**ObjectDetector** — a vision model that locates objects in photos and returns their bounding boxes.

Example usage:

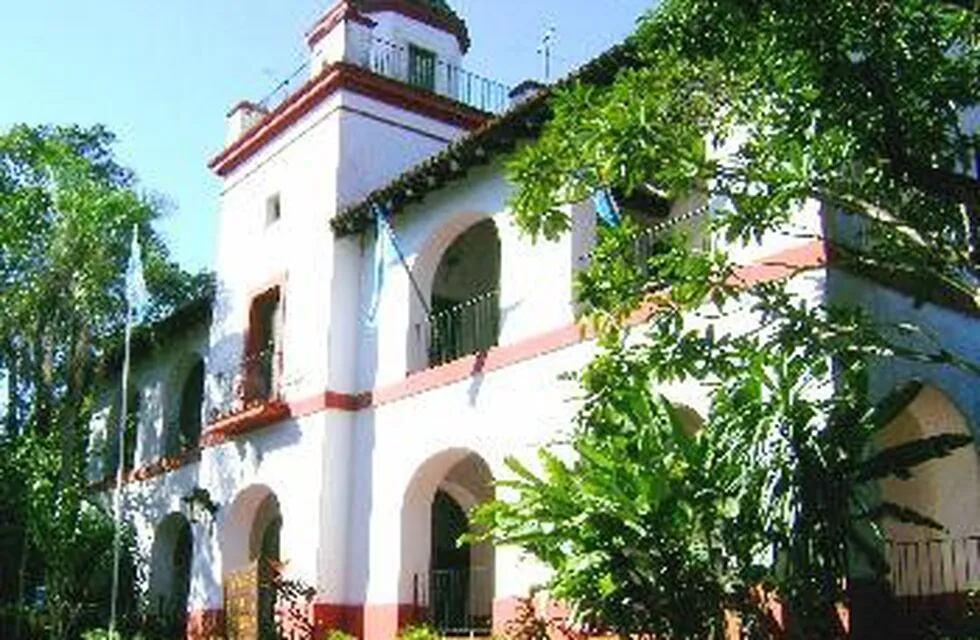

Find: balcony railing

[887,537,980,598]
[630,205,711,285]
[885,537,980,634]
[414,567,493,636]
[427,290,500,367]
[257,37,512,116]
[367,37,511,114]
[207,347,283,422]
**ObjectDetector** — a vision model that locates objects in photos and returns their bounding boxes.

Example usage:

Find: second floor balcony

[205,347,288,441]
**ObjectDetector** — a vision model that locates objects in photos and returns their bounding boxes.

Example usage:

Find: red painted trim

[312,602,420,639]
[88,447,202,492]
[729,240,827,287]
[306,1,377,49]
[358,0,471,52]
[209,63,487,177]
[290,390,372,417]
[186,607,225,640]
[200,400,291,447]
[375,323,586,407]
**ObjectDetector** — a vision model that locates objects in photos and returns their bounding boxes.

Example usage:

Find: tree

[475,1,980,638]
[0,124,210,639]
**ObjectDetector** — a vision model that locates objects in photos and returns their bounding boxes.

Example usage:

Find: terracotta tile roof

[331,43,637,236]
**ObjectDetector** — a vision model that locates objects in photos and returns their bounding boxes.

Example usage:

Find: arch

[407,214,502,371]
[148,512,193,635]
[220,484,282,576]
[166,354,205,456]
[220,485,283,639]
[399,448,495,635]
[878,383,978,596]
[406,212,501,371]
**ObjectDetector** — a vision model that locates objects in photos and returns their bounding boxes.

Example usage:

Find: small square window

[265,193,282,226]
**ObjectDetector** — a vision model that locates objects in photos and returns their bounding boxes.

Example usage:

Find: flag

[592,187,622,226]
[367,203,398,326]
[125,225,149,323]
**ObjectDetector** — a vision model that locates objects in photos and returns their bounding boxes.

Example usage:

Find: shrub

[399,622,442,640]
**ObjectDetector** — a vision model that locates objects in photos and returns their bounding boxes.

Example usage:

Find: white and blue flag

[592,187,622,226]
[125,225,149,323]
[367,203,399,326]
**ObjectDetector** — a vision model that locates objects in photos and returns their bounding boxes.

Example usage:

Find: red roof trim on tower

[357,0,471,52]
[208,62,489,177]
[306,1,377,49]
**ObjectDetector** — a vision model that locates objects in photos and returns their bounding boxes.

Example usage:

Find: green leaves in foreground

[0,124,208,638]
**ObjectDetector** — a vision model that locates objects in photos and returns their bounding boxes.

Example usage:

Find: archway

[400,449,495,636]
[407,216,502,371]
[428,219,501,367]
[221,485,283,640]
[877,384,979,598]
[148,513,193,636]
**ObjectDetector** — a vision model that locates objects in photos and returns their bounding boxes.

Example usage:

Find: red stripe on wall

[107,241,826,490]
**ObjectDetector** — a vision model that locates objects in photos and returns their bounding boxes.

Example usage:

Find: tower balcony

[258,35,512,118]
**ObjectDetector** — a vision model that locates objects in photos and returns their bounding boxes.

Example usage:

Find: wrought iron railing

[883,536,980,636]
[427,290,500,367]
[414,567,493,636]
[207,347,283,422]
[630,205,711,285]
[367,37,511,114]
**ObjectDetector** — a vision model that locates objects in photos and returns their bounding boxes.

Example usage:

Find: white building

[89,1,980,638]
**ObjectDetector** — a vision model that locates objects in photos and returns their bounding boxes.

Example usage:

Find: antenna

[537,26,556,82]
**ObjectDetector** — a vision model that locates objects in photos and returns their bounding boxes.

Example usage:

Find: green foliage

[398,622,443,640]
[0,123,209,639]
[321,629,357,640]
[482,0,980,637]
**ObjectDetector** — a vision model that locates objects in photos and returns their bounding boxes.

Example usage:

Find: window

[265,193,281,226]
[244,287,282,403]
[178,358,204,451]
[408,45,437,91]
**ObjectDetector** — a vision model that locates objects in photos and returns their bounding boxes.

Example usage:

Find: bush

[399,622,442,640]
[322,630,357,640]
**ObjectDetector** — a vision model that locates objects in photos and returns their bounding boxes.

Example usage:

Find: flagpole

[372,203,430,316]
[109,299,133,637]
[110,225,146,637]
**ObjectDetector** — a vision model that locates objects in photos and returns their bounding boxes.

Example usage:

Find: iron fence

[630,205,711,284]
[426,290,500,367]
[887,537,980,597]
[884,537,980,634]
[414,566,493,637]
[367,37,511,114]
[253,36,511,117]
[207,347,283,421]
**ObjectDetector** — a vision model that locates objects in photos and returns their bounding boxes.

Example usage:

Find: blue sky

[0,1,653,273]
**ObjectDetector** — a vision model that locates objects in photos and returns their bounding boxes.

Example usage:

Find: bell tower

[203,0,495,623]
